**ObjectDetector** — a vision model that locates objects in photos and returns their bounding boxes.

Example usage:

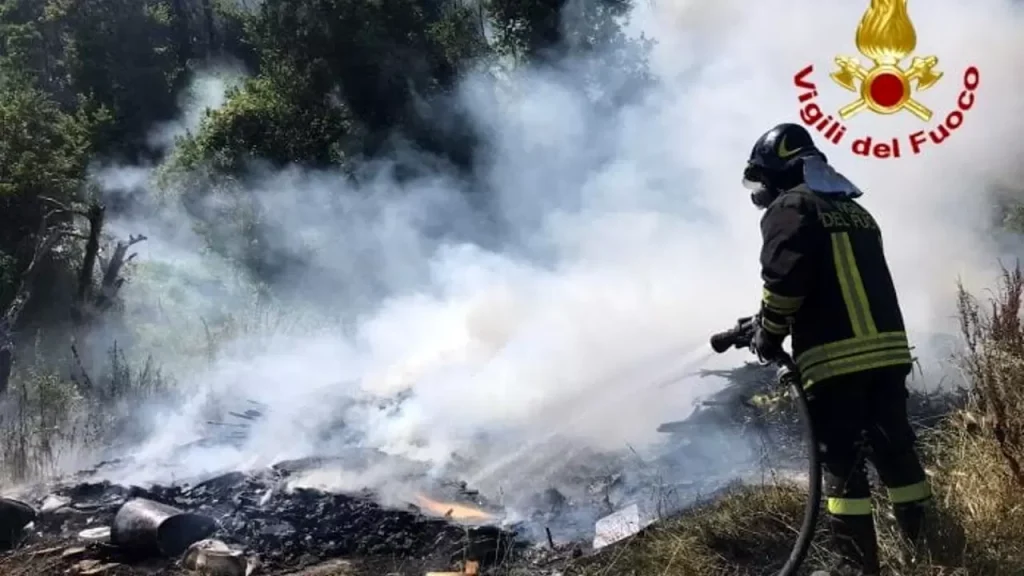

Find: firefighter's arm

[758,200,812,337]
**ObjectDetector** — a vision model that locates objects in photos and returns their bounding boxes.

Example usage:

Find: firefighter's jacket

[758,184,912,388]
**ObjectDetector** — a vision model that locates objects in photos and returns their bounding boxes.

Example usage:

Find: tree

[56,0,185,160]
[0,78,92,271]
[171,65,356,175]
[248,0,488,161]
[0,74,145,397]
[489,0,653,106]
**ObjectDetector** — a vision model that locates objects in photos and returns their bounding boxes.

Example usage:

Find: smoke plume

[89,0,1024,533]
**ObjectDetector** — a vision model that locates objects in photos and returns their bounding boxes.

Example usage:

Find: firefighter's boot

[893,500,930,566]
[821,513,881,576]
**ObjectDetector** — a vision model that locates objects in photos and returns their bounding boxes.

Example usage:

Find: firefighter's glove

[751,325,785,363]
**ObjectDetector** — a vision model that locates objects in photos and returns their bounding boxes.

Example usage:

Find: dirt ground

[0,539,413,576]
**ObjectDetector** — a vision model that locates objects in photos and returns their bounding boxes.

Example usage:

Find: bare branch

[69,343,95,395]
[39,196,92,219]
[38,195,71,212]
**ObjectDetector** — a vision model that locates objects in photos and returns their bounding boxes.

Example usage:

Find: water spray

[467,343,714,486]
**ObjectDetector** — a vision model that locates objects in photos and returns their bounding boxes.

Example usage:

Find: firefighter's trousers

[806,365,932,574]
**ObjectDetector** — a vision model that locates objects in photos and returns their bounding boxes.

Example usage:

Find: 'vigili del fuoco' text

[793,65,980,159]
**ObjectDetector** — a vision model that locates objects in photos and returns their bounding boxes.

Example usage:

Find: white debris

[592,503,655,549]
[183,539,231,570]
[40,494,71,513]
[182,538,257,576]
[77,526,111,543]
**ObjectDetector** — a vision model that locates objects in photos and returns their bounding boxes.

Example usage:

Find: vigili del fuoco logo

[792,0,979,159]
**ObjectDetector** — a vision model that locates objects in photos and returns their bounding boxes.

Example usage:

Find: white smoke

[146,66,246,153]
[90,0,1024,526]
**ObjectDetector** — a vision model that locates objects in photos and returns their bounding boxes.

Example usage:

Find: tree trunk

[201,0,216,57]
[74,203,104,311]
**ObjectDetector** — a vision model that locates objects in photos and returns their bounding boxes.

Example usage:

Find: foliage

[0,0,655,481]
[171,66,356,174]
[1,0,186,160]
[0,77,93,304]
[56,0,184,158]
[0,340,172,481]
[0,79,90,201]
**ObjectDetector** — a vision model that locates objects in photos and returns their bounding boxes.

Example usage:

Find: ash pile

[0,459,521,575]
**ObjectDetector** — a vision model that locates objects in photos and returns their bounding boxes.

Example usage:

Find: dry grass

[0,340,172,483]
[565,483,817,576]
[0,299,285,484]
[570,265,1024,576]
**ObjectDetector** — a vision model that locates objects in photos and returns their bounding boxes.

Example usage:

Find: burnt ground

[0,363,962,576]
[0,460,540,576]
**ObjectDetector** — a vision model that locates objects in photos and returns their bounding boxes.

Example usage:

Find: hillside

[3,0,1024,575]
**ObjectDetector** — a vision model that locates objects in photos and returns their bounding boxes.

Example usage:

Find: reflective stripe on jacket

[758,185,912,388]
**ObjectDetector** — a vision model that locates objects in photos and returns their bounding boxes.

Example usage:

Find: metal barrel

[111,498,218,557]
[0,498,37,550]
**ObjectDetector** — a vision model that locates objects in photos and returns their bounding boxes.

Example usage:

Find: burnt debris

[5,463,522,574]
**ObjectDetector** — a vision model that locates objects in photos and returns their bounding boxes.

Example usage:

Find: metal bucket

[0,498,37,551]
[110,498,218,557]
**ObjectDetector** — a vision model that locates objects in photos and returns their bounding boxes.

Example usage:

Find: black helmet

[743,123,826,208]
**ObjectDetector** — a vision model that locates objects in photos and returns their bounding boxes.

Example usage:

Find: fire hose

[710,316,821,576]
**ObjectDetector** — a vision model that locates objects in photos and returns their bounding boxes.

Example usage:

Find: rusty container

[110,497,218,557]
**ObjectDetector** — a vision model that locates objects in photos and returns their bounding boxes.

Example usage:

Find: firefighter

[741,123,933,575]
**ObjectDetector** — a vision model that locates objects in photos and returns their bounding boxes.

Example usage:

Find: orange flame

[414,493,495,522]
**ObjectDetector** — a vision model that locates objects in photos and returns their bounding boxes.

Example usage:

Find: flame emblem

[830,0,943,121]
